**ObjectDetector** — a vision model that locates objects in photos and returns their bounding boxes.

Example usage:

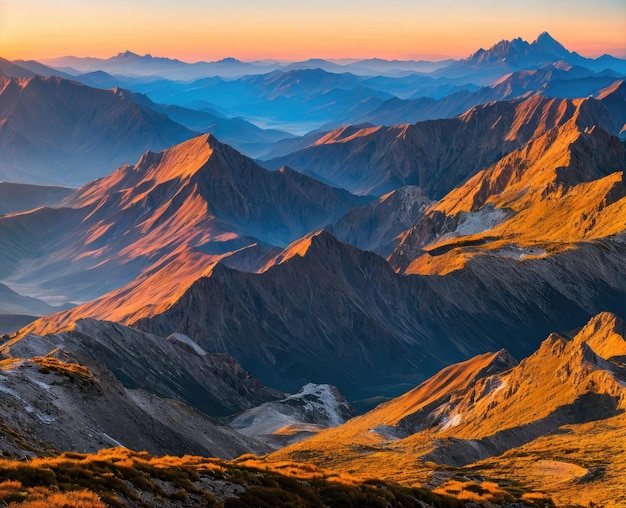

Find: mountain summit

[438,32,621,82]
[466,32,571,68]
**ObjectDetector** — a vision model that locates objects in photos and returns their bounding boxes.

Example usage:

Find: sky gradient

[1,0,625,61]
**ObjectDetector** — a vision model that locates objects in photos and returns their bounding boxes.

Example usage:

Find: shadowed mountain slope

[2,134,367,322]
[265,95,617,197]
[326,186,434,256]
[129,229,626,402]
[0,318,277,457]
[0,75,197,185]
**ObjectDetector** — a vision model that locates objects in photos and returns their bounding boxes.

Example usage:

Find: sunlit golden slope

[20,247,219,336]
[335,350,514,430]
[264,312,626,506]
[391,109,626,275]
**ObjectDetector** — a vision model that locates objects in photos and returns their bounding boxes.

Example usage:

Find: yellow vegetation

[0,480,105,508]
[404,116,626,276]
[31,356,94,383]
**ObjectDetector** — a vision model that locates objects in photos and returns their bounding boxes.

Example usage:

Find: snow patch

[33,380,52,391]
[453,206,511,236]
[231,406,300,436]
[35,411,56,424]
[285,383,346,426]
[441,413,462,430]
[230,383,352,438]
[23,402,55,424]
[167,333,206,356]
[492,379,506,394]
[102,433,126,448]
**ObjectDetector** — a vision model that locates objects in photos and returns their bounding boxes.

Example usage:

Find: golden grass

[0,358,24,370]
[432,479,518,504]
[0,447,470,507]
[0,480,105,508]
[9,489,105,508]
[31,356,94,383]
[468,413,626,507]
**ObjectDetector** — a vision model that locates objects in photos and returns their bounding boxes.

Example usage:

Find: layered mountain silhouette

[128,68,395,135]
[437,32,626,82]
[42,51,280,80]
[75,33,624,136]
[0,134,367,317]
[265,93,623,197]
[0,75,196,185]
[43,51,454,80]
[110,87,294,158]
[344,67,625,129]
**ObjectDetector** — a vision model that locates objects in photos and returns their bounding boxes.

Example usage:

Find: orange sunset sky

[1,0,625,61]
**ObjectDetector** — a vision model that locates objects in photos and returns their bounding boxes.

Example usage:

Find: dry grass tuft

[8,488,105,508]
[31,356,94,384]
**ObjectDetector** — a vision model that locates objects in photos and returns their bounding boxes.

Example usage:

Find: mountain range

[40,51,452,81]
[0,31,625,507]
[0,69,299,185]
[0,134,366,317]
[0,75,195,185]
[14,92,625,406]
[264,88,625,196]
[260,312,626,507]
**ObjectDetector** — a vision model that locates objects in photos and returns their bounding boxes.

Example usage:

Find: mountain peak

[114,50,142,59]
[537,31,555,41]
[476,348,518,379]
[270,230,340,266]
[133,133,217,181]
[533,31,569,55]
[535,31,558,45]
[573,312,626,361]
[464,32,571,69]
[217,57,242,64]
